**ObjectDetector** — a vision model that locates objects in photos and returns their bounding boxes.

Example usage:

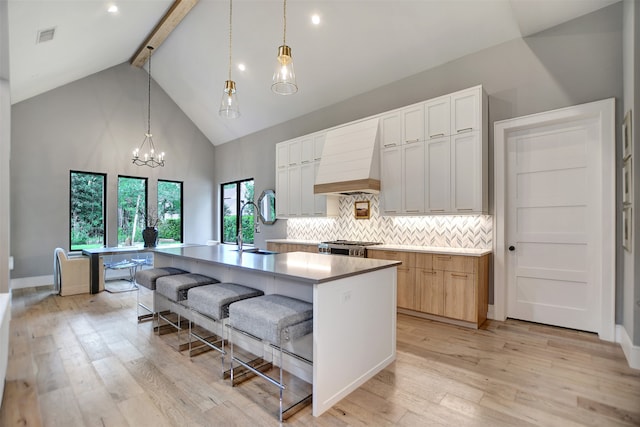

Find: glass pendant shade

[271,45,297,95]
[219,80,240,119]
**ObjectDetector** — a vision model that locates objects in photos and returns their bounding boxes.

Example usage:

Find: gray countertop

[152,245,400,284]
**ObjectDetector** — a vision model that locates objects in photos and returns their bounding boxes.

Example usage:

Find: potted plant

[142,208,160,248]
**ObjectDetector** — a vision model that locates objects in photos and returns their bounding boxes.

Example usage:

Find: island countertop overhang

[151,245,400,284]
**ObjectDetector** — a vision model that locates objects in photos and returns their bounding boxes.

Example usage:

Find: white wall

[10,63,216,279]
[1,0,11,295]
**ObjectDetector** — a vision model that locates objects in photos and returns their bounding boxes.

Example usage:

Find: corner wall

[10,62,216,280]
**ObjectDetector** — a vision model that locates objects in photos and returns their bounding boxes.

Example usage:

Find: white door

[506,116,602,332]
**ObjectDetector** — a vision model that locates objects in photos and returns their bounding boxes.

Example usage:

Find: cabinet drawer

[368,250,415,268]
[433,254,476,273]
[414,252,433,270]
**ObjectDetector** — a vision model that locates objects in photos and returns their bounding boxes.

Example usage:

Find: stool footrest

[282,394,313,421]
[231,356,274,386]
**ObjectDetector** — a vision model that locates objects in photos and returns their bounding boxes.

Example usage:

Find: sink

[233,248,278,255]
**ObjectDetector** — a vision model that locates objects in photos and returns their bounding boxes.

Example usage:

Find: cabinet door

[425,136,450,213]
[288,139,301,166]
[397,266,417,310]
[380,146,402,214]
[402,140,425,214]
[444,271,476,322]
[300,137,314,164]
[451,131,481,213]
[403,105,424,144]
[425,96,450,139]
[381,112,402,148]
[288,166,301,216]
[417,269,444,315]
[276,168,289,217]
[313,133,326,161]
[276,142,288,169]
[300,163,315,216]
[451,87,480,135]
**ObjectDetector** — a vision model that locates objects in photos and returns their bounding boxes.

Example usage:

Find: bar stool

[155,273,219,350]
[134,267,187,322]
[187,283,264,374]
[229,294,313,422]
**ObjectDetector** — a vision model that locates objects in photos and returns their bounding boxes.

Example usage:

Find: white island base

[152,246,398,417]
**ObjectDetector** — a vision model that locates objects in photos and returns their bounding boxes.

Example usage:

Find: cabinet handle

[301,160,311,164]
[405,138,421,143]
[430,133,445,139]
[384,143,398,148]
[430,209,445,212]
[457,208,473,212]
[405,209,419,213]
[424,270,437,275]
[437,256,451,260]
[456,127,473,134]
[451,273,468,278]
[289,163,297,166]
[385,210,397,213]
[314,157,321,161]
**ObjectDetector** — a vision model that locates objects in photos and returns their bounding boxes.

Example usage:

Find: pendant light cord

[228,0,233,80]
[147,46,152,135]
[283,0,287,45]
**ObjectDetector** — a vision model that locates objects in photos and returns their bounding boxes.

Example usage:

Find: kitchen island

[151,244,400,417]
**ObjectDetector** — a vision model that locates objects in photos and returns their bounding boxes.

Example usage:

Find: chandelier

[271,0,297,95]
[132,46,165,168]
[219,0,239,118]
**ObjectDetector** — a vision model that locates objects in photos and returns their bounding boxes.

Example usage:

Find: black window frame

[69,170,107,251]
[117,174,149,247]
[221,178,254,245]
[158,179,184,244]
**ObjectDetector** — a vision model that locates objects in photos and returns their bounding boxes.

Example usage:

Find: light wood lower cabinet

[368,249,490,328]
[266,242,319,254]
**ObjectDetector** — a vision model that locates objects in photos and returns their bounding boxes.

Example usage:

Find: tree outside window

[221,179,254,244]
[158,180,183,244]
[118,176,147,246]
[70,171,106,251]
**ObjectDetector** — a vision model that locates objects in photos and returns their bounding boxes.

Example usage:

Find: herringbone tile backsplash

[287,195,492,249]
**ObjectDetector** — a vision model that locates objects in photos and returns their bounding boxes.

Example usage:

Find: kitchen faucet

[237,200,259,253]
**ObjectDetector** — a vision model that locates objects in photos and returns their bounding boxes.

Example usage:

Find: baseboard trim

[616,324,640,370]
[10,275,53,290]
[487,304,495,320]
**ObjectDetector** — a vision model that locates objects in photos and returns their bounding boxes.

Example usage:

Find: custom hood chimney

[314,117,380,196]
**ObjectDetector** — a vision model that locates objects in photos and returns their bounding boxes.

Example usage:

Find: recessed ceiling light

[311,14,320,25]
[108,5,118,13]
[238,63,246,72]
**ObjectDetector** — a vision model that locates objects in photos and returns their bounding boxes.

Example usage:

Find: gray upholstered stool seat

[187,283,264,368]
[229,294,313,345]
[156,273,219,302]
[229,294,313,422]
[135,267,187,290]
[189,283,264,321]
[133,267,187,322]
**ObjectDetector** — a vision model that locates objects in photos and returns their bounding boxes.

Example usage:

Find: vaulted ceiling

[8,0,619,146]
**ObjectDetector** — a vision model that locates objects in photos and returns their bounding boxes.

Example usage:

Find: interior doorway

[494,98,616,341]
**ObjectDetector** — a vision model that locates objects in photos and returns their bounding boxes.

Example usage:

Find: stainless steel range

[318,240,383,258]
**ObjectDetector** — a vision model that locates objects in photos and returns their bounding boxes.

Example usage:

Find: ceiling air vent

[36,27,56,44]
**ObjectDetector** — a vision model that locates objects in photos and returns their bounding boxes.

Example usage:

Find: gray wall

[215,4,625,321]
[11,62,216,279]
[1,0,10,294]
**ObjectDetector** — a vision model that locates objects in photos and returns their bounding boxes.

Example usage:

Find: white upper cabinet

[300,137,314,164]
[402,140,425,213]
[276,168,289,217]
[425,136,451,213]
[276,143,288,169]
[403,105,425,143]
[313,133,326,161]
[300,162,315,215]
[381,112,402,148]
[380,145,402,214]
[288,139,301,166]
[425,96,450,139]
[451,131,484,213]
[451,87,481,134]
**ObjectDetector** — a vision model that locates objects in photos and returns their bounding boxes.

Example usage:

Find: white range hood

[314,117,381,196]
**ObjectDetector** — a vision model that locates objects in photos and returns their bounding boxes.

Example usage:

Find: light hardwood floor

[1,285,639,426]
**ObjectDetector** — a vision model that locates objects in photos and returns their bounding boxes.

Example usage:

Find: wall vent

[36,27,56,44]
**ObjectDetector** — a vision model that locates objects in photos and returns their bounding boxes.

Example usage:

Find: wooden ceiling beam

[130,0,199,67]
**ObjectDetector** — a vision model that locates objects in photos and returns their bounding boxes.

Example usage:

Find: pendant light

[219,0,239,118]
[132,46,165,168]
[271,0,297,95]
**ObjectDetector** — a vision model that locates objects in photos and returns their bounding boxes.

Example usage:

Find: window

[221,178,254,244]
[158,180,183,244]
[70,171,106,251]
[118,176,148,246]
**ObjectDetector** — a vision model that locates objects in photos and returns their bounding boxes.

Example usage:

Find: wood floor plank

[2,287,639,427]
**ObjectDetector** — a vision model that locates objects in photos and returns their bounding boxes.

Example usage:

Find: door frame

[493,98,616,342]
